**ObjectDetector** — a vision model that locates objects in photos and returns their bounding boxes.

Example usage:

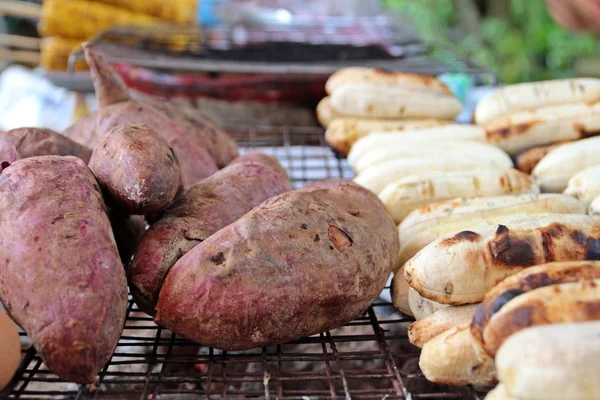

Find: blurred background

[0,0,598,131]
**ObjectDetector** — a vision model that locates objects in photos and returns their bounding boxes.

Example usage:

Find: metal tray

[2,126,490,400]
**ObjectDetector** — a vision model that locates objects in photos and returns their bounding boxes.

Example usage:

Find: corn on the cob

[39,0,158,40]
[325,117,447,156]
[94,0,196,24]
[379,169,538,224]
[532,136,600,192]
[40,37,87,71]
[564,164,600,206]
[352,139,511,174]
[347,125,485,168]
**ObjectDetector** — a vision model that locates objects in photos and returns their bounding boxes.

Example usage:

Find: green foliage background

[385,0,600,83]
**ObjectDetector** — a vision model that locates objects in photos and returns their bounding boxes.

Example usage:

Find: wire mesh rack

[1,126,490,400]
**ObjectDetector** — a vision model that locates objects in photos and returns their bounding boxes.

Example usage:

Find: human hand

[545,0,600,34]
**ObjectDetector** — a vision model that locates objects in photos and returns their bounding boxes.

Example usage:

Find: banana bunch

[320,67,462,156]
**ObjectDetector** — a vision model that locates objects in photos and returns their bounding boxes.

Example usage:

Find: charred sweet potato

[0,127,92,163]
[154,184,399,350]
[83,47,218,186]
[89,124,183,214]
[0,156,127,383]
[129,154,291,315]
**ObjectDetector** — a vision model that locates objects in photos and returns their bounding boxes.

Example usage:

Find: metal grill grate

[2,127,489,400]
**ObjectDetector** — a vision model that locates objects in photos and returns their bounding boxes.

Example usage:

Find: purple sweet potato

[154,184,399,350]
[63,112,97,148]
[89,124,183,214]
[0,156,127,383]
[142,98,239,168]
[229,151,288,179]
[303,179,360,189]
[129,155,291,315]
[84,47,218,186]
[0,127,92,163]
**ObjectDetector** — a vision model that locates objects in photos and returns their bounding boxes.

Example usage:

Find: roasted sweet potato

[89,124,183,214]
[0,156,127,383]
[0,127,92,163]
[63,113,97,148]
[84,47,218,186]
[228,151,288,179]
[129,154,291,315]
[142,98,238,168]
[154,184,399,350]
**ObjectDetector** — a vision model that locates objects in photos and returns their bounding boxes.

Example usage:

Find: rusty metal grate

[2,126,489,400]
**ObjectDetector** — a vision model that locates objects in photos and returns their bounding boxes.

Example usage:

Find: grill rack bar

[2,126,489,400]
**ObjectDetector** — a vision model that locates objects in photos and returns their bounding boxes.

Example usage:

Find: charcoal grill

[1,126,490,400]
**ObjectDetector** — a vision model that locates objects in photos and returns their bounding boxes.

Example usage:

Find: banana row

[320,67,462,156]
[319,69,600,399]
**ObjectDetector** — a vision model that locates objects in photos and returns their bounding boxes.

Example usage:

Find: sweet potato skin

[129,158,291,315]
[0,156,127,383]
[63,112,98,148]
[154,184,399,350]
[84,48,218,186]
[96,101,218,187]
[229,152,288,179]
[0,127,92,163]
[144,99,239,168]
[89,124,183,214]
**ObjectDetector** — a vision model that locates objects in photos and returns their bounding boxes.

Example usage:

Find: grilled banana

[496,321,600,400]
[404,214,600,305]
[378,169,537,224]
[515,141,570,174]
[347,125,485,168]
[316,97,341,128]
[532,136,600,192]
[419,324,495,386]
[325,67,452,96]
[330,82,462,120]
[407,287,447,320]
[397,196,586,269]
[485,101,600,156]
[354,157,507,195]
[325,117,447,156]
[352,139,508,174]
[399,194,585,238]
[564,164,600,206]
[475,78,600,125]
[408,304,478,348]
